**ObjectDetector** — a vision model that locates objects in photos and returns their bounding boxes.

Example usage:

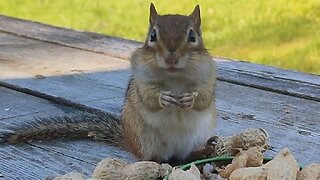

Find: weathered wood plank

[217,59,320,85]
[0,87,75,127]
[0,140,134,180]
[0,143,92,180]
[0,15,319,102]
[0,15,138,60]
[0,87,134,179]
[0,88,91,179]
[0,34,135,178]
[2,77,318,177]
[0,30,319,165]
[217,60,320,102]
[0,32,130,79]
[18,61,316,165]
[0,15,319,179]
[0,32,128,112]
[1,30,319,108]
[87,81,320,166]
[31,140,135,165]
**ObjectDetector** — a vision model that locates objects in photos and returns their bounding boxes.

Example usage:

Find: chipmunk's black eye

[188,29,196,43]
[150,29,157,42]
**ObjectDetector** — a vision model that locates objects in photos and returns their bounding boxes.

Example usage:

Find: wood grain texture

[217,59,320,102]
[0,87,77,129]
[0,32,128,112]
[0,15,319,102]
[0,15,138,60]
[0,141,134,180]
[80,79,320,165]
[0,87,134,180]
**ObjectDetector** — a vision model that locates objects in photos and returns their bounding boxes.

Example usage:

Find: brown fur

[122,3,217,162]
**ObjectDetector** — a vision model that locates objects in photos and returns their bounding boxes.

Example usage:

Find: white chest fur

[140,104,215,161]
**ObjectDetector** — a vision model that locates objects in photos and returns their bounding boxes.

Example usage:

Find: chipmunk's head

[142,3,207,75]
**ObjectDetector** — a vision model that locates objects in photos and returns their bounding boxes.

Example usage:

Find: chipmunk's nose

[165,48,179,65]
[165,56,178,65]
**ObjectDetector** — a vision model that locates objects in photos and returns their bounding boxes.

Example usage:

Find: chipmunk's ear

[149,3,158,25]
[189,5,201,27]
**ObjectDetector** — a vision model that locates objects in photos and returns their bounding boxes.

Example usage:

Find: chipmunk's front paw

[159,91,179,108]
[178,92,198,109]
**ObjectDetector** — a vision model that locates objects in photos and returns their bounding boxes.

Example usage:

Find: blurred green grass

[0,0,319,74]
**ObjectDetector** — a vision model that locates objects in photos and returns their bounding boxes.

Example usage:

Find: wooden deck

[0,15,319,179]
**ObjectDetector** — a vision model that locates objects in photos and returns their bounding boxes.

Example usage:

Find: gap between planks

[0,15,319,102]
[0,81,120,118]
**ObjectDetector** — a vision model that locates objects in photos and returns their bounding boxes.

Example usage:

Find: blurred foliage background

[0,0,319,74]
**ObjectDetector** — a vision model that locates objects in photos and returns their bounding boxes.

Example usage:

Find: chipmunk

[0,3,217,164]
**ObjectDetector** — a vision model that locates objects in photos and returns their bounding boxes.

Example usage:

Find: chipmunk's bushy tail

[0,112,124,147]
